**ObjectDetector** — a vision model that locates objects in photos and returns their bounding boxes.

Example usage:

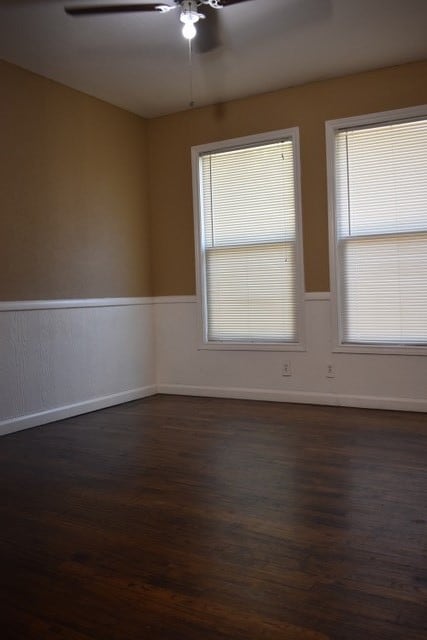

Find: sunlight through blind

[334,117,427,345]
[199,139,299,343]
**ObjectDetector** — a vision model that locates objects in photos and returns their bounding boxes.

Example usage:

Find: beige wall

[147,60,427,295]
[0,60,151,300]
[1,59,426,300]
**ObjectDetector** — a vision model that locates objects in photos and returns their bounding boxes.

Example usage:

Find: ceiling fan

[65,0,252,45]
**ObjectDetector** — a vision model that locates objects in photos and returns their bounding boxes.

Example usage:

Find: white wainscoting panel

[0,299,156,435]
[155,297,427,412]
[2,294,426,437]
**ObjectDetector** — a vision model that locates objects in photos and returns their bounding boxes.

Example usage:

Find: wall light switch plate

[326,364,336,378]
[282,361,292,377]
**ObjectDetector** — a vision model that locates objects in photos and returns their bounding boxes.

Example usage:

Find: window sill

[333,343,427,356]
[198,341,306,352]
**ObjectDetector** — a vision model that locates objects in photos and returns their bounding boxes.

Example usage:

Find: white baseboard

[2,382,425,438]
[157,384,427,413]
[0,386,157,437]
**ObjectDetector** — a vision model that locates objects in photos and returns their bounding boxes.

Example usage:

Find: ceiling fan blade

[195,5,221,53]
[218,0,253,5]
[65,3,171,16]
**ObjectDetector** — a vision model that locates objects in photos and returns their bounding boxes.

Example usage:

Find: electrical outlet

[282,361,292,377]
[326,364,336,378]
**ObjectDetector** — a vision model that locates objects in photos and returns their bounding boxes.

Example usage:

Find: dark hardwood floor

[1,395,426,639]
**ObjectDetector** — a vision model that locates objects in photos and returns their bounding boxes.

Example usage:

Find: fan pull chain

[188,37,195,108]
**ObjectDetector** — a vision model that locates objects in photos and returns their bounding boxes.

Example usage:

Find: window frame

[326,105,427,355]
[191,128,306,351]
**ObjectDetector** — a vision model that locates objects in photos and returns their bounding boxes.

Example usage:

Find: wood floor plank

[1,395,426,639]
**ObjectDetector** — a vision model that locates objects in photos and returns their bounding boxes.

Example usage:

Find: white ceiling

[1,0,426,118]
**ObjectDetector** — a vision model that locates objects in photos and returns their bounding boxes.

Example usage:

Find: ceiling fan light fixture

[180,0,203,40]
[182,21,197,39]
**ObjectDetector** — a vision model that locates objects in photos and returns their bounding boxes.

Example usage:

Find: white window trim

[191,128,306,352]
[326,104,427,356]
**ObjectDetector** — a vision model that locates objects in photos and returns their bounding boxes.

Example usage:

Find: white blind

[334,117,427,345]
[199,139,299,343]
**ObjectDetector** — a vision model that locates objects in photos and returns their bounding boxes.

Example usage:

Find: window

[192,129,304,349]
[327,106,427,352]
